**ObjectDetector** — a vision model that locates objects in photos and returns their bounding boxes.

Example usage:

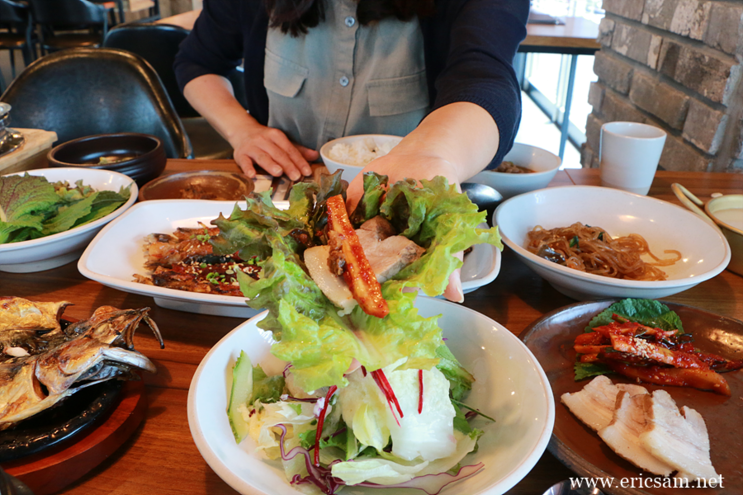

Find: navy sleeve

[173,0,247,94]
[426,0,529,167]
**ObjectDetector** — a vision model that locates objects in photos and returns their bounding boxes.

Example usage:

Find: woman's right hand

[232,122,318,181]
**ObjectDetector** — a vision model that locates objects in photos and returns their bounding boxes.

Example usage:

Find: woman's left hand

[346,150,465,303]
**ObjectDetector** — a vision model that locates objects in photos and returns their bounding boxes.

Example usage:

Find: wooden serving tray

[1,380,146,495]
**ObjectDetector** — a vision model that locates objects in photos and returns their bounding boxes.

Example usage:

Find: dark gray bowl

[47,133,167,187]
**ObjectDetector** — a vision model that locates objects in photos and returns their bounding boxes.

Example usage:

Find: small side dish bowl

[705,194,743,276]
[47,133,166,187]
[494,185,731,300]
[0,167,137,273]
[138,170,255,201]
[319,134,403,182]
[465,143,561,200]
[188,297,554,495]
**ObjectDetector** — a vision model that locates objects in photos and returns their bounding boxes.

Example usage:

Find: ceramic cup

[599,122,666,195]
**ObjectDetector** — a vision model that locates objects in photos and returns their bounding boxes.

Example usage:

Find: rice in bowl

[327,137,397,167]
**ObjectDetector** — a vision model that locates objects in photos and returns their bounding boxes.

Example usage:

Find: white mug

[599,122,666,196]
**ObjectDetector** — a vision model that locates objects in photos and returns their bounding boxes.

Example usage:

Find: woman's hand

[346,150,465,303]
[232,123,318,180]
[183,75,318,180]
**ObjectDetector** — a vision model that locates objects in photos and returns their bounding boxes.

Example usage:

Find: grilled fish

[0,305,163,430]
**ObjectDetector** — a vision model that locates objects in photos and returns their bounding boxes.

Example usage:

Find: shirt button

[345,16,355,27]
[339,76,349,87]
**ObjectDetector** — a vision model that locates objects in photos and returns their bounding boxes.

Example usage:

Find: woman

[175,0,528,300]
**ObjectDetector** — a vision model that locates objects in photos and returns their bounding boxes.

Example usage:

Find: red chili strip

[418,369,423,414]
[371,371,400,426]
[361,365,367,377]
[314,385,338,466]
[371,369,404,419]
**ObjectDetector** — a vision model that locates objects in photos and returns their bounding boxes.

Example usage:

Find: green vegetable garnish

[0,174,130,243]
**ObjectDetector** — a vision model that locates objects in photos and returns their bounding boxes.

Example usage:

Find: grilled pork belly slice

[308,217,425,311]
[640,390,719,482]
[598,391,675,476]
[304,245,355,314]
[356,216,396,242]
[561,375,648,432]
[355,217,425,283]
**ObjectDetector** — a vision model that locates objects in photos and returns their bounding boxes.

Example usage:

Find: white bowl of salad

[186,171,551,494]
[0,167,136,272]
[188,296,554,495]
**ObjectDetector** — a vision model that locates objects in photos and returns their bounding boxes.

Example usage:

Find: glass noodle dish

[526,222,681,281]
[221,171,502,494]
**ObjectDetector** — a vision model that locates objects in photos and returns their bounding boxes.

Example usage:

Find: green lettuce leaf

[0,175,129,243]
[434,344,474,401]
[574,361,613,381]
[380,176,502,297]
[586,298,683,333]
[252,364,285,403]
[350,172,388,226]
[211,193,307,260]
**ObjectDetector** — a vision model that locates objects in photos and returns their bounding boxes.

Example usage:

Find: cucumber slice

[227,350,253,443]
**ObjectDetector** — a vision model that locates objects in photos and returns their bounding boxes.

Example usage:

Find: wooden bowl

[47,133,166,187]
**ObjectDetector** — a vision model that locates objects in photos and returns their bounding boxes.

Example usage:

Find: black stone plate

[0,380,123,463]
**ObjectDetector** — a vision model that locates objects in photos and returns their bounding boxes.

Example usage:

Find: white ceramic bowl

[320,134,403,182]
[466,143,561,200]
[494,185,731,301]
[0,167,137,273]
[188,297,555,495]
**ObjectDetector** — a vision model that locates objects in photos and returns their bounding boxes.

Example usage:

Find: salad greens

[574,298,684,381]
[222,171,501,494]
[0,174,130,244]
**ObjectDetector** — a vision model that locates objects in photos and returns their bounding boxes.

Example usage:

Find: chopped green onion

[200,262,207,269]
[569,236,579,248]
[206,272,220,284]
[598,232,604,241]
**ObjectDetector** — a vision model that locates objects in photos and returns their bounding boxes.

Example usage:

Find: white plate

[78,200,500,317]
[494,185,731,300]
[0,167,137,273]
[187,297,555,495]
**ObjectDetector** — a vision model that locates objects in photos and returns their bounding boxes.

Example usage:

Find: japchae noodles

[525,222,681,281]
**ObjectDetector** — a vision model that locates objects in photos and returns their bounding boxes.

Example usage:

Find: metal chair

[28,0,112,54]
[0,0,36,87]
[1,47,192,158]
[103,22,245,159]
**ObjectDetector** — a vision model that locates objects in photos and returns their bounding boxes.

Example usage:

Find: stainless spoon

[542,479,605,495]
[461,182,503,212]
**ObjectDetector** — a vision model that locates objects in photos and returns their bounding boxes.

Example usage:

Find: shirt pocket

[367,71,429,117]
[263,49,309,98]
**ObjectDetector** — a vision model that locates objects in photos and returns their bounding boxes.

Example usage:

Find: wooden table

[3,162,742,495]
[156,9,200,30]
[521,16,601,55]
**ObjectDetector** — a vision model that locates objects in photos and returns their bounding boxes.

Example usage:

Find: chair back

[104,23,196,117]
[1,47,192,158]
[28,0,107,27]
[0,0,28,26]
[103,22,247,118]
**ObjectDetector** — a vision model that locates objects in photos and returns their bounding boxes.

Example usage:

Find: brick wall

[582,0,743,172]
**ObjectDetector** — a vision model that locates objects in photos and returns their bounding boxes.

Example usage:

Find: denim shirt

[264,0,429,151]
